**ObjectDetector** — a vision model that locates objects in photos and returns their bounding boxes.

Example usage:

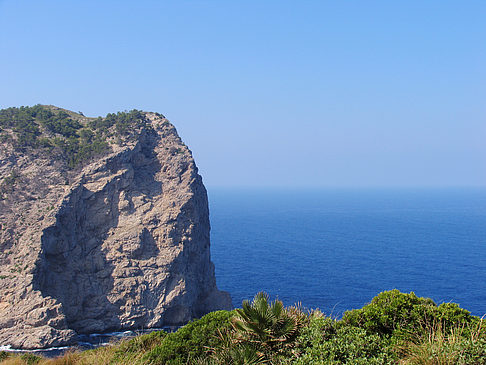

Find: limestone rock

[0,109,231,349]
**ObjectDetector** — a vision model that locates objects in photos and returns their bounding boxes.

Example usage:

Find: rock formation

[0,106,231,349]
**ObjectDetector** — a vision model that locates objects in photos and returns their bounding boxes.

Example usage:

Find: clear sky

[1,0,485,188]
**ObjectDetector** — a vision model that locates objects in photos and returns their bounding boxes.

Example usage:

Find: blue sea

[209,188,486,317]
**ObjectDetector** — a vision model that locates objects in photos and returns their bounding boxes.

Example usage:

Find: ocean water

[209,188,486,317]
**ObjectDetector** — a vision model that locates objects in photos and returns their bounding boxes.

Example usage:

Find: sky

[1,0,485,188]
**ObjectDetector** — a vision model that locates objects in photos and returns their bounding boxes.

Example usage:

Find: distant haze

[1,0,485,188]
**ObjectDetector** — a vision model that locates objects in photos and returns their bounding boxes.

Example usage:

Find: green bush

[19,353,42,364]
[342,289,473,339]
[293,315,395,364]
[143,310,234,365]
[435,302,475,331]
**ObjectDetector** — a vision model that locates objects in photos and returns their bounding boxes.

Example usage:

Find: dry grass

[0,344,131,365]
[397,318,485,365]
[0,359,27,365]
[0,330,167,365]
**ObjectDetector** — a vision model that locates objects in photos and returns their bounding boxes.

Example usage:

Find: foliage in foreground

[142,310,234,364]
[293,314,395,364]
[1,290,485,365]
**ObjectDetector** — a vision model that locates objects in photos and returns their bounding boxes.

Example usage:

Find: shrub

[143,310,234,365]
[293,314,395,364]
[342,289,473,340]
[19,353,41,364]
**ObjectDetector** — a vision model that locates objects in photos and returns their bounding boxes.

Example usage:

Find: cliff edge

[0,106,231,349]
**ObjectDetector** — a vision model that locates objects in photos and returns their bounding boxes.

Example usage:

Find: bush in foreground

[292,314,395,364]
[342,289,475,339]
[143,310,234,364]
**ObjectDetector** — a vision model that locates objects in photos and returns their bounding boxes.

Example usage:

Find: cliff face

[0,108,231,349]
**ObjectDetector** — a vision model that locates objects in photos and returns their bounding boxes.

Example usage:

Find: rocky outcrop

[0,110,231,349]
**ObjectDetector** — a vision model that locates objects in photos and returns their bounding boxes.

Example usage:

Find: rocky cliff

[0,106,231,349]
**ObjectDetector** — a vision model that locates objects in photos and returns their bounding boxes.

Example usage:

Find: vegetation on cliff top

[0,290,484,364]
[0,105,152,169]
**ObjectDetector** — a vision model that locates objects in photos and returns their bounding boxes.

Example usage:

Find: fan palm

[199,328,268,365]
[232,292,305,354]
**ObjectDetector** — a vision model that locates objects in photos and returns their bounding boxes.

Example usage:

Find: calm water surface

[209,188,486,317]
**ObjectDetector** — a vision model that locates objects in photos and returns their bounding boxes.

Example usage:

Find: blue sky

[1,0,485,187]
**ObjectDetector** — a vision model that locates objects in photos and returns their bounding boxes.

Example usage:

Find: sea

[209,188,486,318]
